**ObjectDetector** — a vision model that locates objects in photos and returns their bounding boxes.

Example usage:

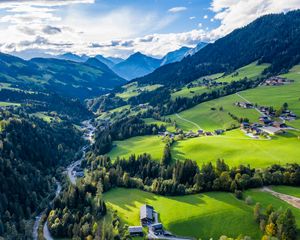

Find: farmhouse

[150,223,164,235]
[260,126,284,135]
[215,129,224,135]
[263,76,293,86]
[235,102,254,109]
[140,204,154,226]
[128,226,143,237]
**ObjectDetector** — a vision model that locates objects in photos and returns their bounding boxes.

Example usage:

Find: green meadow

[0,102,20,107]
[116,82,162,100]
[104,188,261,239]
[107,135,165,161]
[216,62,270,83]
[172,130,300,168]
[171,86,212,99]
[168,64,300,132]
[143,118,176,132]
[104,187,300,239]
[168,93,260,132]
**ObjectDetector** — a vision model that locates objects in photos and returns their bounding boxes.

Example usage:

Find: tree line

[83,153,300,196]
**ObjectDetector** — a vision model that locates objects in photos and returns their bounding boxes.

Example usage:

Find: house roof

[151,223,163,230]
[140,205,153,220]
[261,126,283,135]
[129,226,143,233]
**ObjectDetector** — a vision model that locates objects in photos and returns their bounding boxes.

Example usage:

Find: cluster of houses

[128,204,165,238]
[158,128,224,140]
[262,76,293,86]
[236,101,297,123]
[128,205,190,239]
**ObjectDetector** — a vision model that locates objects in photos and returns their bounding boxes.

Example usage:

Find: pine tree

[161,144,171,165]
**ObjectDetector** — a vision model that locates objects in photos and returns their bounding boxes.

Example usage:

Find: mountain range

[52,42,207,80]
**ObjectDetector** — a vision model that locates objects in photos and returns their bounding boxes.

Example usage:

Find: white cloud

[168,6,187,13]
[1,0,299,58]
[210,0,300,38]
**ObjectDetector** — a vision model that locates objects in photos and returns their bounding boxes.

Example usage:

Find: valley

[0,8,300,240]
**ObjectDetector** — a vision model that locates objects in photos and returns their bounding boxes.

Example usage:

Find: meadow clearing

[170,62,269,100]
[171,129,300,168]
[116,82,163,100]
[107,135,165,161]
[104,187,300,239]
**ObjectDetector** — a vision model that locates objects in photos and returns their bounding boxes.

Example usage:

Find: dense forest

[0,108,84,238]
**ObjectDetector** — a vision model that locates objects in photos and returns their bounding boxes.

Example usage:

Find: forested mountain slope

[0,109,83,238]
[0,53,126,99]
[136,10,300,86]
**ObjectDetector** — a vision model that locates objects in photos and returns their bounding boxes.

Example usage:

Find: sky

[0,0,299,59]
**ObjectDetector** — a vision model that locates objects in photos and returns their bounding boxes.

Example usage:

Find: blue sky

[0,0,299,59]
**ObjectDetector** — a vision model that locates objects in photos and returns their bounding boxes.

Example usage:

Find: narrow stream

[32,120,96,240]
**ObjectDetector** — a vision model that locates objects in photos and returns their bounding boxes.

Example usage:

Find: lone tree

[161,143,172,165]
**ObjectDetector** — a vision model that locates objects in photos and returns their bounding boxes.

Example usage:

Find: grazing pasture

[117,82,163,100]
[171,130,300,168]
[104,188,261,239]
[216,62,270,83]
[107,135,164,161]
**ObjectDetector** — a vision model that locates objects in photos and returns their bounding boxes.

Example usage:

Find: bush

[245,196,254,205]
[234,190,243,199]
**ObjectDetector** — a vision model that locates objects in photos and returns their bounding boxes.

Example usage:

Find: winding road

[32,181,61,240]
[261,187,300,209]
[32,120,96,240]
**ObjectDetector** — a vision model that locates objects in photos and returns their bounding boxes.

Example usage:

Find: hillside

[136,10,300,86]
[0,53,126,99]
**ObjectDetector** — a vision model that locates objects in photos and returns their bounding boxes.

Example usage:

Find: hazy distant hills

[52,42,207,80]
[0,53,126,99]
[111,52,161,80]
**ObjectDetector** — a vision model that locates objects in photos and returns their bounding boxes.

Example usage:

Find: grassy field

[104,187,300,239]
[143,118,176,132]
[171,86,213,99]
[30,112,61,123]
[107,135,165,161]
[271,186,300,198]
[168,64,300,132]
[171,129,300,168]
[116,82,163,100]
[0,101,20,107]
[104,188,261,239]
[168,93,260,132]
[216,62,270,83]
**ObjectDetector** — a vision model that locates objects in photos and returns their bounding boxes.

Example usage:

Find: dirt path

[261,187,300,209]
[175,113,202,130]
[236,92,265,116]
